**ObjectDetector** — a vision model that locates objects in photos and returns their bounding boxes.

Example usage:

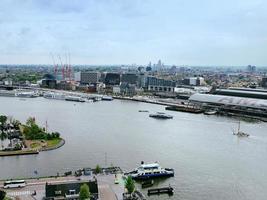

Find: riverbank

[0,149,39,157]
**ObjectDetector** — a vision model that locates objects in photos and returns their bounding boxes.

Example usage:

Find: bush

[125,176,135,195]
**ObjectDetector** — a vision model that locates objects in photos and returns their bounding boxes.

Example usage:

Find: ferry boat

[149,112,173,119]
[15,91,38,98]
[43,92,65,100]
[65,96,86,102]
[126,162,174,180]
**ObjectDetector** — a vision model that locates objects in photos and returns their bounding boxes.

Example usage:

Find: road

[0,174,125,200]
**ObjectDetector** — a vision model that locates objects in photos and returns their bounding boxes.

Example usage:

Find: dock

[147,186,174,196]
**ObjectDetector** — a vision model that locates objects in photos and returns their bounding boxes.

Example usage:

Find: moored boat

[65,96,86,102]
[102,96,113,101]
[233,121,249,137]
[125,162,174,180]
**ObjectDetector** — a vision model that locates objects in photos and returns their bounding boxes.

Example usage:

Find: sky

[0,0,266,66]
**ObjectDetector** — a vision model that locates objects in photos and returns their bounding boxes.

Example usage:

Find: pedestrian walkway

[99,185,117,200]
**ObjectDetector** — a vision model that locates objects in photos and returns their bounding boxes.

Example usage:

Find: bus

[3,180,26,189]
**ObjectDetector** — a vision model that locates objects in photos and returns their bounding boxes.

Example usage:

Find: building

[189,93,267,117]
[121,73,138,85]
[262,77,267,88]
[146,76,175,92]
[74,72,100,84]
[41,74,57,89]
[213,89,267,100]
[137,73,147,88]
[104,73,120,85]
[182,77,205,86]
[45,179,98,200]
[120,83,136,96]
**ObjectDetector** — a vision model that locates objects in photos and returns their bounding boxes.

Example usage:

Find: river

[0,97,267,200]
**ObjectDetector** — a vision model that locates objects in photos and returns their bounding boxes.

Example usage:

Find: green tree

[125,176,135,196]
[79,183,90,200]
[0,190,6,200]
[0,132,7,150]
[0,115,7,126]
[95,164,101,174]
[26,117,35,127]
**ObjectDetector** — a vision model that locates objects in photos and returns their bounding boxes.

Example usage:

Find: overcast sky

[0,0,266,66]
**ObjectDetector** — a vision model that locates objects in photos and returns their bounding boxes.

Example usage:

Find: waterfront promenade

[0,174,125,200]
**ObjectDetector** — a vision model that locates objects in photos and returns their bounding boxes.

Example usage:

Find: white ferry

[65,96,86,102]
[43,92,65,100]
[126,162,174,180]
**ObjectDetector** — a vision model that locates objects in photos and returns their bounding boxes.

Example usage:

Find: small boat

[125,162,174,180]
[139,110,149,112]
[233,121,249,137]
[204,110,217,115]
[149,112,173,119]
[141,179,154,188]
[102,96,113,101]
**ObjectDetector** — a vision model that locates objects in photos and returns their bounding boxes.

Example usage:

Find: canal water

[0,97,267,200]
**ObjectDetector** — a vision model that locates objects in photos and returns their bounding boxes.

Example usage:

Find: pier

[147,186,174,196]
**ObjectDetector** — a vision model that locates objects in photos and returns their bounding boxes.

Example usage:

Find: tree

[95,164,101,174]
[0,115,7,124]
[79,183,90,200]
[0,132,7,150]
[0,190,6,200]
[26,117,35,127]
[125,176,135,196]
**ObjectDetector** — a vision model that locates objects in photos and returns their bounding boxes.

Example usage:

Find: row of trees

[0,115,21,150]
[23,117,60,140]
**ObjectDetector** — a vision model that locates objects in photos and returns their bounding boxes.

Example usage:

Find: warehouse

[189,93,267,118]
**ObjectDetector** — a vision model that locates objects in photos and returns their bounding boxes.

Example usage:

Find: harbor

[0,97,267,200]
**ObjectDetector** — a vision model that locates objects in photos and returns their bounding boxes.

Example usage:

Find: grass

[30,142,41,149]
[46,138,62,148]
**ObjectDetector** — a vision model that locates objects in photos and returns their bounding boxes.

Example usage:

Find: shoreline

[0,138,65,157]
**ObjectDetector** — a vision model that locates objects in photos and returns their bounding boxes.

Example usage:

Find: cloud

[0,0,266,65]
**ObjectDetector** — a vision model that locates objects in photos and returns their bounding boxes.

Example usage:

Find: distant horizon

[0,63,267,68]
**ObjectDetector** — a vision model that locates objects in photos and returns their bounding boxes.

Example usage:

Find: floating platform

[148,186,174,196]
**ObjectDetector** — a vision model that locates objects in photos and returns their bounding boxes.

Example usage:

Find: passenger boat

[65,96,86,102]
[149,112,173,119]
[126,162,174,180]
[43,92,65,100]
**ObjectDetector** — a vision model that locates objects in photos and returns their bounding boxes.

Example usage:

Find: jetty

[147,186,174,196]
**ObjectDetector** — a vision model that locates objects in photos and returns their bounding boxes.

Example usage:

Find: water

[0,97,267,200]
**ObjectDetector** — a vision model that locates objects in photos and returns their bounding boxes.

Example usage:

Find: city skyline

[0,0,267,65]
